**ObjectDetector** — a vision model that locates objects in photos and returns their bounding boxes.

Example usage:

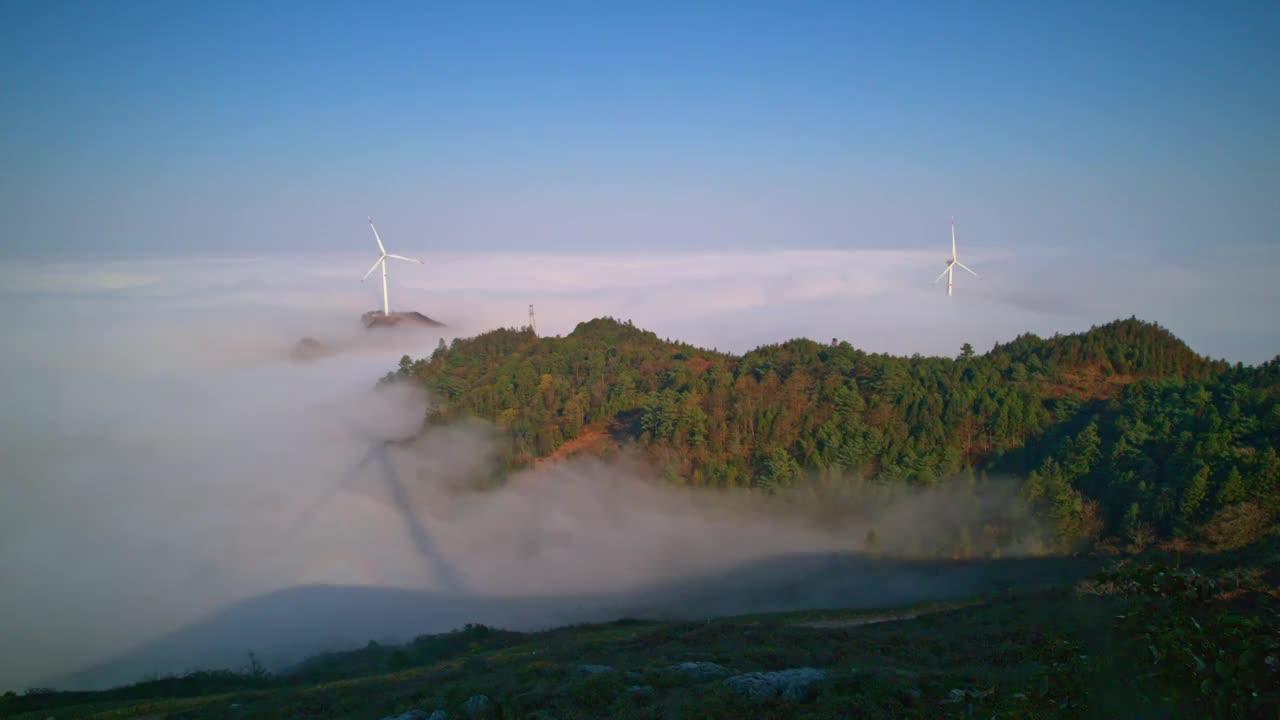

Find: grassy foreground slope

[6,539,1277,720]
[388,317,1280,552]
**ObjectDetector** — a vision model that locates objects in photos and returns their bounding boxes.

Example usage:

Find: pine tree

[1217,467,1247,505]
[1179,463,1211,531]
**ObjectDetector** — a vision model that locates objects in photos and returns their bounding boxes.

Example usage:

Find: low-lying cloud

[4,246,1272,362]
[0,248,1271,691]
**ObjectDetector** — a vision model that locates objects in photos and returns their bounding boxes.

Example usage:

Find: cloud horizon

[0,248,1273,364]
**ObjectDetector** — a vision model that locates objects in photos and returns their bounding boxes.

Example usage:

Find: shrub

[1099,561,1280,718]
[1201,502,1275,551]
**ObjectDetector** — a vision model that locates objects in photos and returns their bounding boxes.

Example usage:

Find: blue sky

[1,0,1277,259]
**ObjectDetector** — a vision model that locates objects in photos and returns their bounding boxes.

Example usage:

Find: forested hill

[386,317,1279,552]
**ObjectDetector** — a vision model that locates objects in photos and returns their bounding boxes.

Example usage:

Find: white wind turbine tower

[361,217,423,315]
[934,217,978,297]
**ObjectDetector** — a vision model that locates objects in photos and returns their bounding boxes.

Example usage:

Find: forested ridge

[386,317,1279,552]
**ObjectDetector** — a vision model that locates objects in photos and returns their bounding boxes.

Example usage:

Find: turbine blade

[361,257,383,281]
[385,254,423,264]
[368,217,386,254]
[934,266,951,284]
[955,262,979,278]
[951,219,957,261]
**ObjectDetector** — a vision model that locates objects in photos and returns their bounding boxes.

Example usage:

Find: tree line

[385,317,1278,553]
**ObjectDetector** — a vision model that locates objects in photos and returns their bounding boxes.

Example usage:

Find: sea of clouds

[0,247,1274,691]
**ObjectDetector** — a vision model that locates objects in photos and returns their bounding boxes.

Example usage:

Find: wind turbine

[361,217,423,316]
[934,217,978,297]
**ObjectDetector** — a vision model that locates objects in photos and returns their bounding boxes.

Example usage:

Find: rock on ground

[724,668,828,703]
[462,694,493,718]
[667,661,730,679]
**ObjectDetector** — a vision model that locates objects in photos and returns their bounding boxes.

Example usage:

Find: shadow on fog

[48,552,1097,691]
[365,442,467,594]
[286,433,466,594]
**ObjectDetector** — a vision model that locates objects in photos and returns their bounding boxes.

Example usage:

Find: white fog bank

[0,248,1271,691]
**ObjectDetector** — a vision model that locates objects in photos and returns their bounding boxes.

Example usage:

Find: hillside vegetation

[7,539,1277,719]
[386,317,1280,552]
